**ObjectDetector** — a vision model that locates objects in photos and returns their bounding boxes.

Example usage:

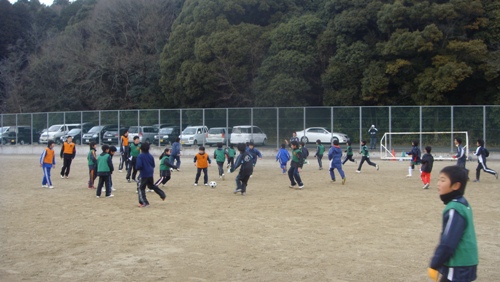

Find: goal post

[379,131,469,161]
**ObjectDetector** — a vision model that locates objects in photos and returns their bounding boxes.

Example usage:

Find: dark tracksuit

[154,154,178,186]
[314,144,325,169]
[247,147,262,167]
[119,135,130,171]
[288,148,304,187]
[170,141,181,168]
[230,151,253,194]
[96,152,114,197]
[357,145,377,171]
[136,152,165,206]
[60,141,76,177]
[225,147,236,168]
[455,144,467,169]
[474,146,497,181]
[126,142,141,181]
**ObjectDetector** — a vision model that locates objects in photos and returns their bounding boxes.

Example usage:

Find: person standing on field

[368,125,378,150]
[60,135,76,178]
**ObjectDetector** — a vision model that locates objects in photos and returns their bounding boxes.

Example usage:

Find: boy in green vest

[428,166,478,282]
[96,145,114,198]
[225,144,236,169]
[313,139,325,170]
[126,136,141,182]
[87,141,97,189]
[288,141,304,189]
[214,142,226,180]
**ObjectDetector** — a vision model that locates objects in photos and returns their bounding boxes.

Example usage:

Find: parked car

[39,123,92,144]
[60,128,83,144]
[153,126,181,146]
[295,127,350,144]
[206,127,231,146]
[1,126,39,145]
[180,125,208,146]
[102,127,128,145]
[230,125,267,145]
[128,126,158,144]
[82,125,118,145]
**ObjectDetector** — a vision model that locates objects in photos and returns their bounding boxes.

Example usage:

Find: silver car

[206,127,231,146]
[295,127,350,144]
[230,125,267,145]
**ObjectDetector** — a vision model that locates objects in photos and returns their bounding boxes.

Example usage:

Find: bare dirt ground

[0,153,499,281]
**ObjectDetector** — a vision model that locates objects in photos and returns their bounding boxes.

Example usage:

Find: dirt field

[0,153,499,281]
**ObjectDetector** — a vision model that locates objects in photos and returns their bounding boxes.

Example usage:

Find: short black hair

[281,143,286,149]
[101,144,110,152]
[333,139,339,145]
[248,141,254,146]
[237,143,246,152]
[361,140,366,145]
[425,146,432,153]
[89,141,96,149]
[412,140,419,146]
[133,136,140,140]
[47,140,55,147]
[477,139,485,147]
[199,146,205,151]
[347,141,351,146]
[316,139,321,144]
[140,142,150,153]
[440,166,468,196]
[290,140,299,147]
[109,145,117,152]
[454,137,462,144]
[217,142,223,148]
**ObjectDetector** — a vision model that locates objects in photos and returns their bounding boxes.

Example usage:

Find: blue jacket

[136,152,155,178]
[171,142,181,157]
[276,148,290,164]
[328,145,342,165]
[247,147,262,164]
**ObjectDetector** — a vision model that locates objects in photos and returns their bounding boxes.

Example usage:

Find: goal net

[379,131,469,161]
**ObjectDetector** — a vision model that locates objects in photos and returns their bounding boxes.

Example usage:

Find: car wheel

[301,136,309,144]
[331,137,339,144]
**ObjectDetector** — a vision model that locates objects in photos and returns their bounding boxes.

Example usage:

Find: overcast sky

[9,0,55,6]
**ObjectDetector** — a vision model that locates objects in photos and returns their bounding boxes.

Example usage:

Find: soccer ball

[209,181,217,188]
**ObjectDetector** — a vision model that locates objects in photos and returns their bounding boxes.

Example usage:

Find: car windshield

[68,129,80,135]
[48,125,61,131]
[160,128,174,134]
[182,128,196,134]
[128,127,139,133]
[88,126,103,133]
[209,129,224,134]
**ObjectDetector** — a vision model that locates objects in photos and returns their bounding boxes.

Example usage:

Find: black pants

[342,155,355,165]
[476,160,497,180]
[357,156,376,171]
[227,157,234,168]
[126,156,138,180]
[96,175,111,197]
[288,166,303,186]
[217,161,224,176]
[316,155,323,168]
[138,177,165,205]
[119,147,130,171]
[195,168,208,184]
[154,170,172,186]
[61,154,73,176]
[236,172,251,193]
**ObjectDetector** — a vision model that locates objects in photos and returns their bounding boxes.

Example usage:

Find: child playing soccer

[119,130,129,172]
[314,139,325,170]
[328,140,346,184]
[288,141,304,189]
[300,141,309,164]
[452,137,467,169]
[229,143,254,196]
[356,140,379,173]
[60,135,76,178]
[214,142,226,180]
[342,141,356,165]
[225,144,236,168]
[154,148,178,187]
[406,140,421,177]
[193,146,211,186]
[473,139,498,182]
[136,143,166,207]
[40,140,56,188]
[428,166,478,282]
[420,146,434,189]
[276,143,290,174]
[109,146,117,191]
[170,137,182,169]
[87,141,97,189]
[126,136,141,182]
[247,142,262,167]
[96,145,114,198]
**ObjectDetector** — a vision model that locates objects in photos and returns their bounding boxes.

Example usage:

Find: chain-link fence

[1,106,499,152]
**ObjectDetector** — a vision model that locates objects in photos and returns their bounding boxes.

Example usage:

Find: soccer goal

[379,131,469,161]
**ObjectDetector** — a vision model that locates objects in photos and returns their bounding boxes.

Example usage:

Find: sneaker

[60,175,64,179]
[331,179,336,183]
[111,187,116,191]
[222,174,225,180]
[204,183,208,186]
[127,179,131,183]
[423,183,430,189]
[226,164,230,168]
[319,167,323,170]
[146,189,152,192]
[138,204,150,208]
[473,179,480,182]
[289,184,296,189]
[106,194,114,198]
[194,183,198,186]
[119,170,123,173]
[96,196,100,198]
[49,186,54,189]
[356,170,361,173]
[234,188,242,194]
[65,176,69,179]
[297,185,304,189]
[342,178,346,185]
[376,165,379,171]
[241,192,246,196]
[42,185,48,188]
[176,168,180,172]
[406,174,412,177]
[161,196,166,201]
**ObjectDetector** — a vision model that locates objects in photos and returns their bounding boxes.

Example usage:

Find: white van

[39,123,92,144]
[180,125,208,146]
[230,125,267,145]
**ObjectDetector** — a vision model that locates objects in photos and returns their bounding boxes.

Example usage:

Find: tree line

[0,0,499,113]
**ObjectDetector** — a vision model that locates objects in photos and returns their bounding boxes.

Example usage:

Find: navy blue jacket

[136,152,155,178]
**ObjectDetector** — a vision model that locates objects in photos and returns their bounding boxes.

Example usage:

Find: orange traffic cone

[391,149,396,161]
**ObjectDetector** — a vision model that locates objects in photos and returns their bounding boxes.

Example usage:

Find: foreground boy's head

[437,166,468,203]
[198,146,205,154]
[101,144,110,153]
[140,142,150,153]
[237,143,246,153]
[290,141,299,149]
